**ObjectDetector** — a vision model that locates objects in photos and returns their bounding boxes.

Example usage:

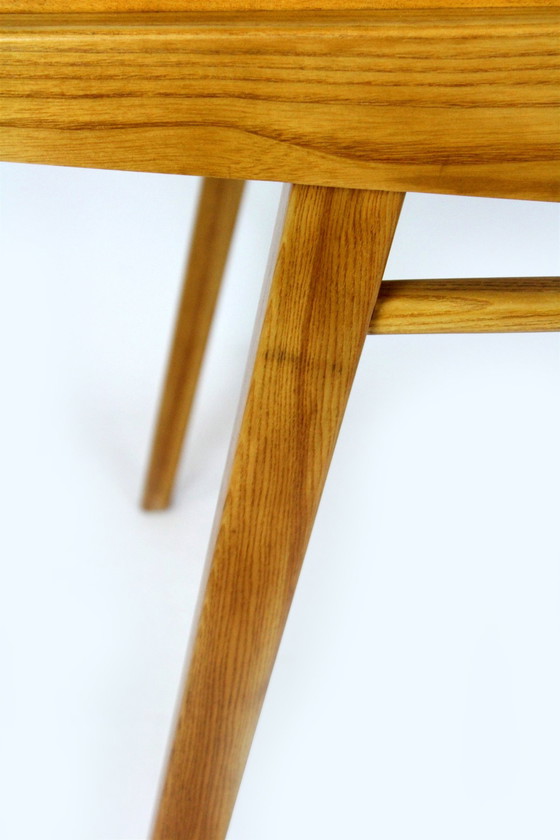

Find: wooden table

[1,4,559,838]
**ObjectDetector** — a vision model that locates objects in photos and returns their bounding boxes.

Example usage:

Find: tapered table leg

[151,185,404,840]
[143,177,245,511]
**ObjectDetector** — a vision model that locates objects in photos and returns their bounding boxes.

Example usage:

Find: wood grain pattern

[142,177,245,511]
[1,11,558,201]
[150,185,404,840]
[370,278,560,334]
[1,0,556,10]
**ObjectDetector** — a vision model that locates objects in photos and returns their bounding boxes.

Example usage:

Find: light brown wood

[370,278,560,334]
[1,11,558,201]
[142,177,245,511]
[1,0,555,10]
[150,184,404,840]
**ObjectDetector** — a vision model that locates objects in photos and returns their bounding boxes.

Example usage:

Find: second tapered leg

[151,185,405,840]
[143,177,245,510]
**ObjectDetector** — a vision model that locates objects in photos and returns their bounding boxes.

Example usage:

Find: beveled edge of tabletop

[1,8,559,202]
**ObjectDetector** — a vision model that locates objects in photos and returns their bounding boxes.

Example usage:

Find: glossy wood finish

[1,11,558,201]
[371,278,560,334]
[143,177,245,511]
[151,185,404,840]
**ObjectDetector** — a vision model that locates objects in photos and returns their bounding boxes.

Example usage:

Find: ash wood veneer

[151,184,404,840]
[1,10,559,201]
[143,177,245,511]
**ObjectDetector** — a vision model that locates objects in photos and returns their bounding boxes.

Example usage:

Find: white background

[0,163,559,839]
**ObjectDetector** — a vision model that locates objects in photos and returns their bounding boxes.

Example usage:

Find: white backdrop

[0,162,559,839]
